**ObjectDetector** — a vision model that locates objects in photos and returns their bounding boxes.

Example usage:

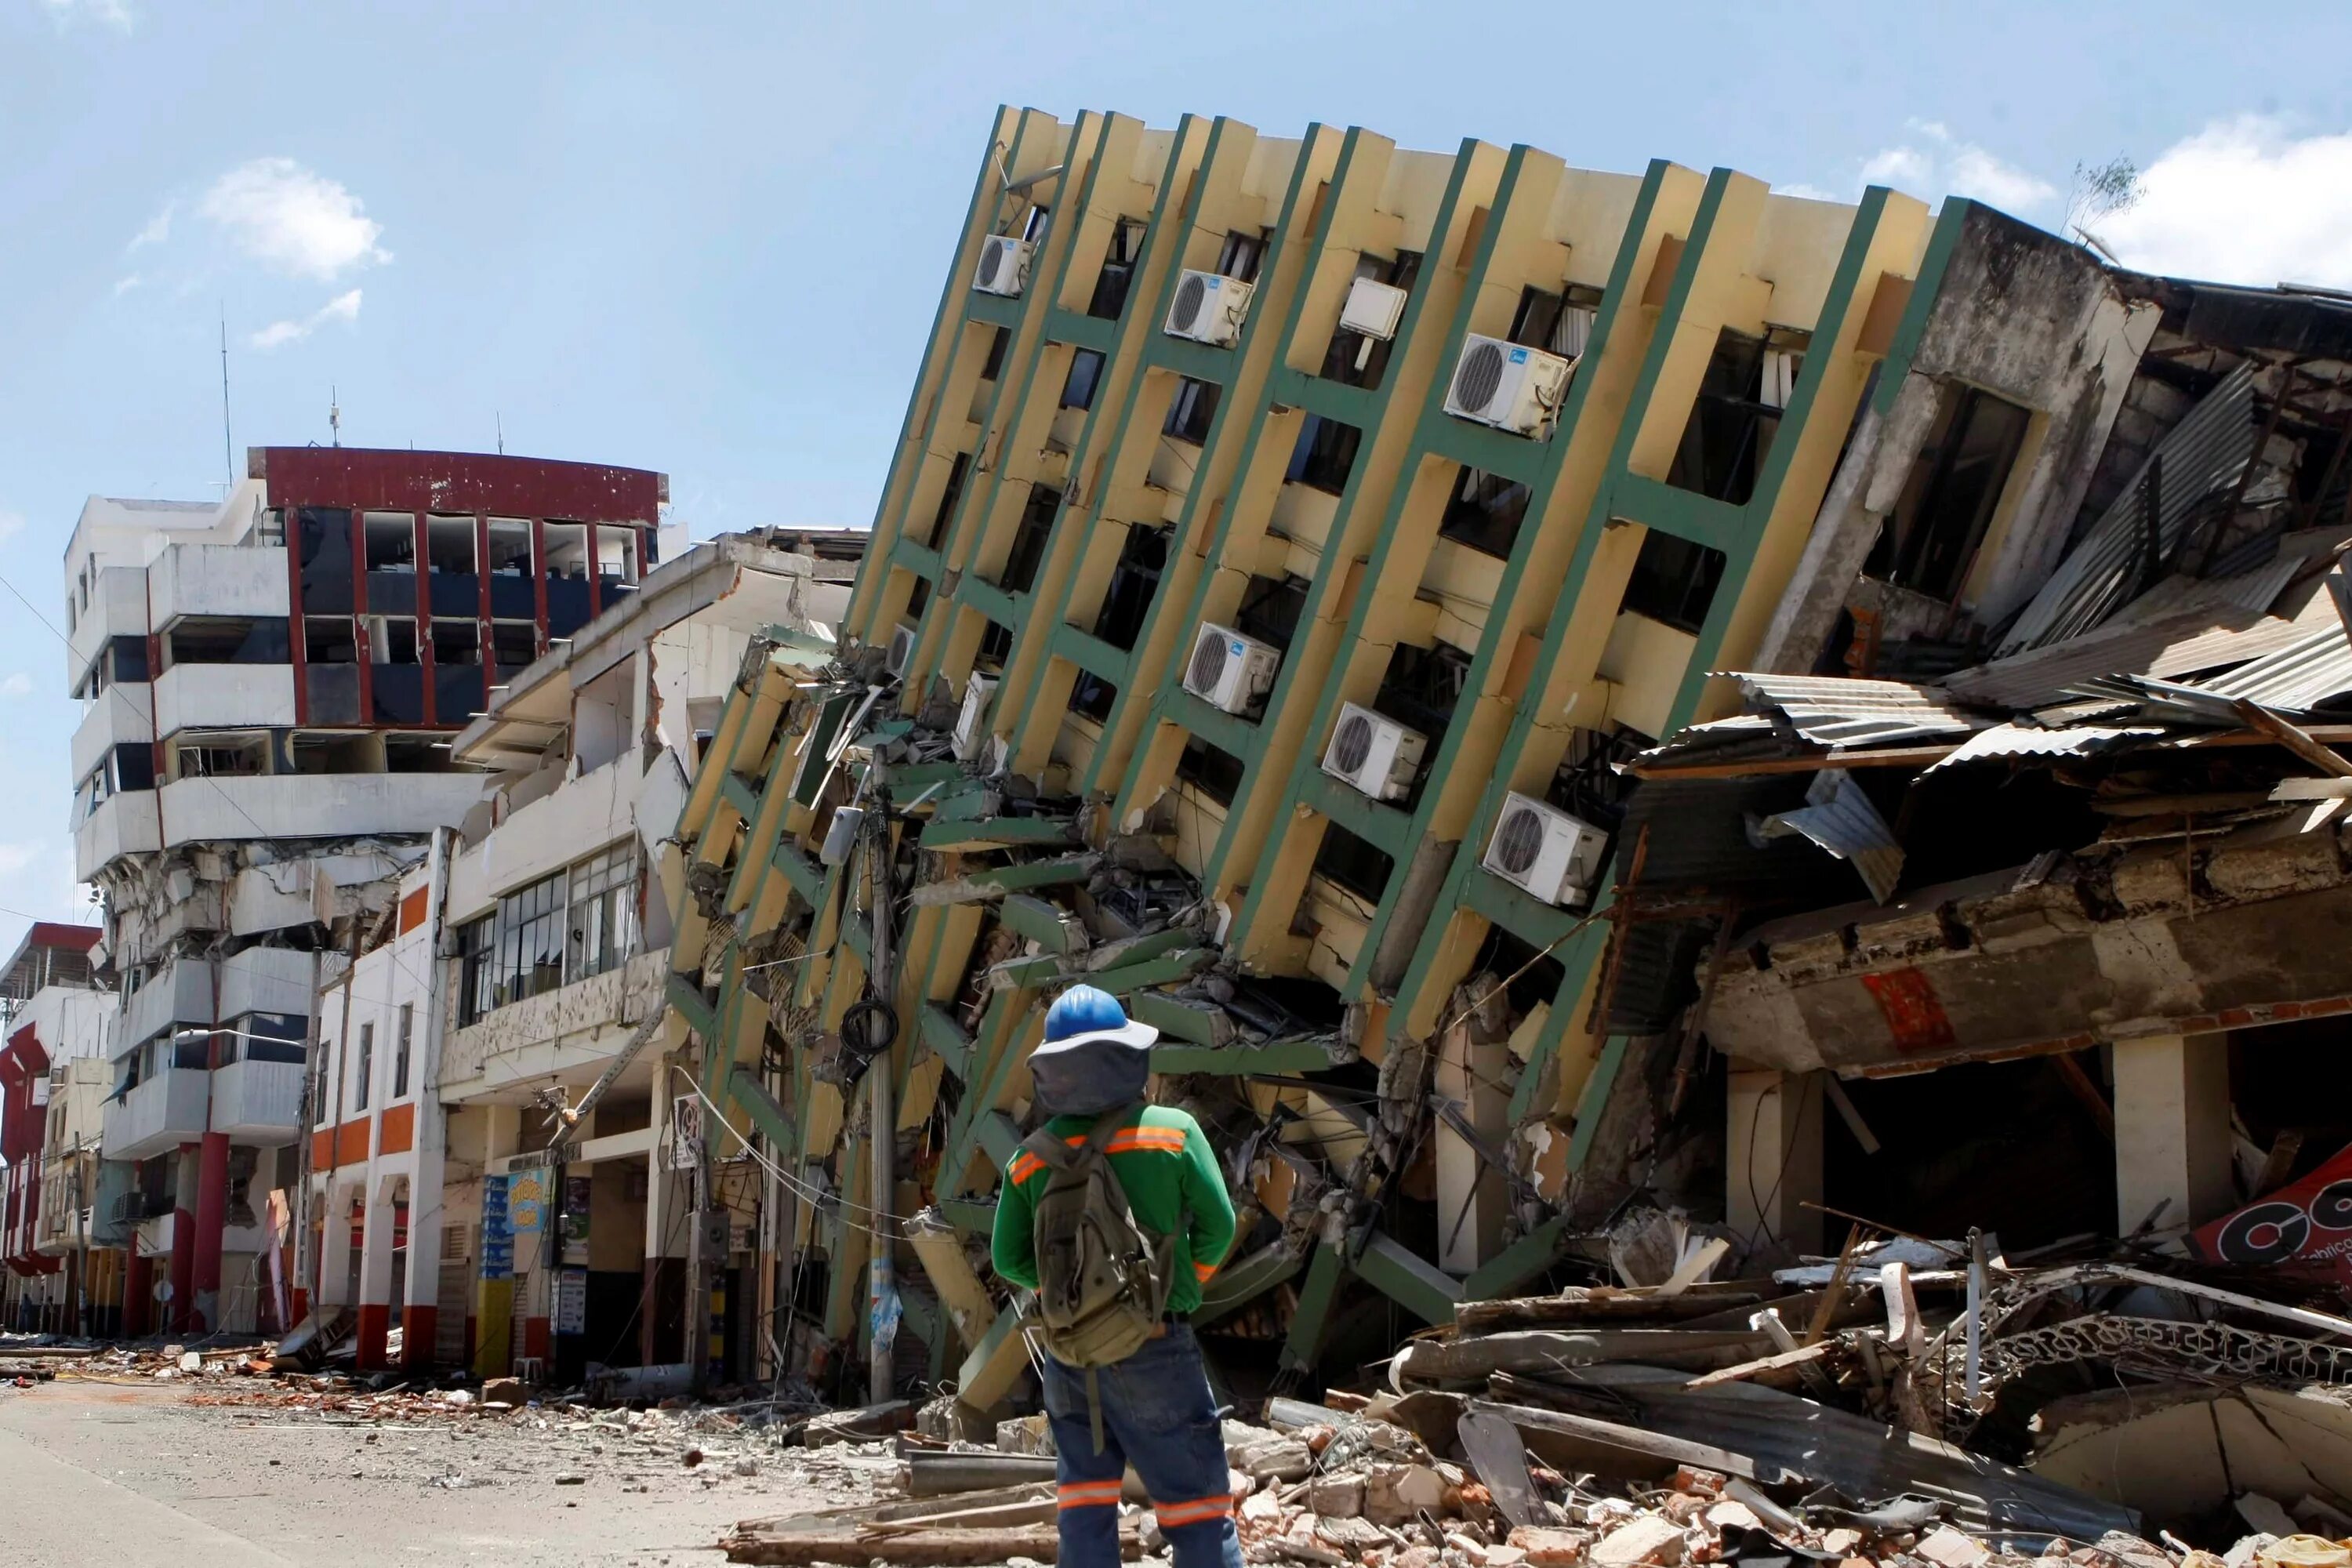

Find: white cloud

[126,201,172,252]
[1854,120,2056,213]
[249,288,363,350]
[0,675,31,700]
[0,510,22,544]
[200,158,389,281]
[38,0,132,32]
[1773,183,1841,203]
[112,273,140,296]
[2100,117,2352,290]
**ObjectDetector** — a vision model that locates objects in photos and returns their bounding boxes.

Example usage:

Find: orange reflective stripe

[1153,1494,1233,1526]
[1014,1125,1186,1184]
[1008,1153,1047,1185]
[1058,1479,1123,1509]
[1192,1258,1219,1282]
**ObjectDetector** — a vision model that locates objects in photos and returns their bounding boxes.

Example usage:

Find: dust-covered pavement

[0,1373,904,1567]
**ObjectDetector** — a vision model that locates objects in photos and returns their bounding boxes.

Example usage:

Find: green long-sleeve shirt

[991,1104,1237,1316]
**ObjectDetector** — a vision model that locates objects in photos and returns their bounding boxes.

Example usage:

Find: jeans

[1040,1321,1243,1568]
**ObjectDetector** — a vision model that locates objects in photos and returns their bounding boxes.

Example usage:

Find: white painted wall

[148,543,292,628]
[153,662,298,736]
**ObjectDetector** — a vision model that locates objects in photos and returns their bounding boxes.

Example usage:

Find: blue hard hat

[1035,983,1159,1057]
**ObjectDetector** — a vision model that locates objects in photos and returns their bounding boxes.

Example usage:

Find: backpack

[1022,1101,1182,1451]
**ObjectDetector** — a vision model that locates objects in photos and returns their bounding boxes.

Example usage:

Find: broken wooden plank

[1682,1339,1839,1392]
[1470,1399,1778,1484]
[1392,1328,1773,1385]
[1453,1287,1766,1334]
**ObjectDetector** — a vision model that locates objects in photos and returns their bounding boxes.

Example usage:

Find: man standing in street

[992,984,1243,1568]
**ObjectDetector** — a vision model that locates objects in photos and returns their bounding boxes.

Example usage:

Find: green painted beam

[1162,688,1257,764]
[1149,1037,1347,1076]
[889,537,942,579]
[720,769,760,825]
[960,575,1022,630]
[976,1110,1023,1173]
[992,953,1064,989]
[918,816,1078,851]
[1296,767,1414,858]
[841,916,873,973]
[967,291,1020,328]
[1192,1241,1305,1329]
[1461,864,1587,951]
[998,894,1086,954]
[666,973,718,1041]
[1279,1245,1347,1373]
[937,1196,996,1235]
[920,1003,974,1082]
[1088,946,1218,996]
[884,759,970,795]
[1125,989,1234,1048]
[1352,1229,1463,1327]
[727,1064,795,1152]
[772,840,823,905]
[907,852,1100,907]
[1043,307,1117,354]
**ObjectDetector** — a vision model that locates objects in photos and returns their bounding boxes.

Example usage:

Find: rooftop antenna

[328,386,342,448]
[218,306,234,488]
[496,411,504,455]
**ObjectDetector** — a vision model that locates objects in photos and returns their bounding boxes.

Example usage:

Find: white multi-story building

[0,925,117,1333]
[67,445,670,1338]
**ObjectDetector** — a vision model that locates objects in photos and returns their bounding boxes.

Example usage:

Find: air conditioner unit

[1339,277,1409,341]
[1181,622,1280,717]
[1481,793,1609,908]
[885,622,917,679]
[1319,702,1427,804]
[1443,334,1573,439]
[1164,270,1254,347]
[973,235,1033,297]
[952,670,998,760]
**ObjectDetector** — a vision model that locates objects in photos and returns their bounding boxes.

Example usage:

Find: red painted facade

[245,447,664,733]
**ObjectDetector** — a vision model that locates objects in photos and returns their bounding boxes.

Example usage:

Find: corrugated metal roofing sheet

[1726,673,1984,747]
[2195,619,2352,710]
[1998,364,2257,655]
[1754,771,1904,902]
[1922,720,2169,771]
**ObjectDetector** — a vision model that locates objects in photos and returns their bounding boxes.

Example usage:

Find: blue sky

[5,0,2352,951]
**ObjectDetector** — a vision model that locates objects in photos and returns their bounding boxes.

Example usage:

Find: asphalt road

[0,1374,882,1567]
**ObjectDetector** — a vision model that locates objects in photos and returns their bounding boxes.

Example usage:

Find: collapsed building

[661,103,2352,1502]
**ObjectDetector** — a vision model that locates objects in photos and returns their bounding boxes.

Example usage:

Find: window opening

[1174,735,1244,807]
[1215,229,1267,283]
[1286,415,1363,494]
[1233,573,1311,652]
[1620,529,1728,634]
[1665,329,1785,506]
[1060,348,1105,411]
[1000,484,1059,596]
[393,1004,412,1097]
[1163,377,1220,445]
[1864,385,2034,602]
[1438,466,1534,560]
[1092,524,1168,652]
[1312,821,1394,904]
[1088,219,1146,320]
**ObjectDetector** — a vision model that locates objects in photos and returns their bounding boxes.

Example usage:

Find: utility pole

[71,1138,89,1338]
[684,1070,715,1393]
[866,791,897,1405]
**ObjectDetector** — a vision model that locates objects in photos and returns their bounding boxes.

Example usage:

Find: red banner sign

[2188,1142,2352,1284]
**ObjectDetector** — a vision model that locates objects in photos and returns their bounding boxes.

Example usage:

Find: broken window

[174,735,267,780]
[493,869,566,1008]
[485,517,535,619]
[228,1012,306,1066]
[363,512,416,572]
[1061,348,1105,411]
[1233,572,1311,652]
[1620,529,1727,634]
[369,616,423,724]
[567,842,638,984]
[432,621,484,724]
[1509,286,1565,350]
[1468,922,1566,1020]
[456,915,495,1028]
[1312,821,1394,904]
[426,515,480,616]
[1092,524,1168,652]
[1666,329,1791,506]
[1216,229,1268,283]
[1088,218,1146,320]
[304,617,361,724]
[1072,670,1119,723]
[903,574,931,620]
[162,616,289,667]
[492,621,538,681]
[597,525,642,597]
[1321,251,1421,390]
[1000,484,1059,596]
[1864,385,2034,602]
[297,507,355,615]
[289,731,377,775]
[1544,723,1648,844]
[108,633,148,686]
[1174,734,1244,807]
[1163,376,1221,446]
[925,452,970,551]
[392,1005,412,1096]
[979,325,1011,382]
[543,521,593,637]
[1286,415,1363,495]
[352,1021,372,1113]
[383,734,448,773]
[1438,466,1533,560]
[976,618,1014,669]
